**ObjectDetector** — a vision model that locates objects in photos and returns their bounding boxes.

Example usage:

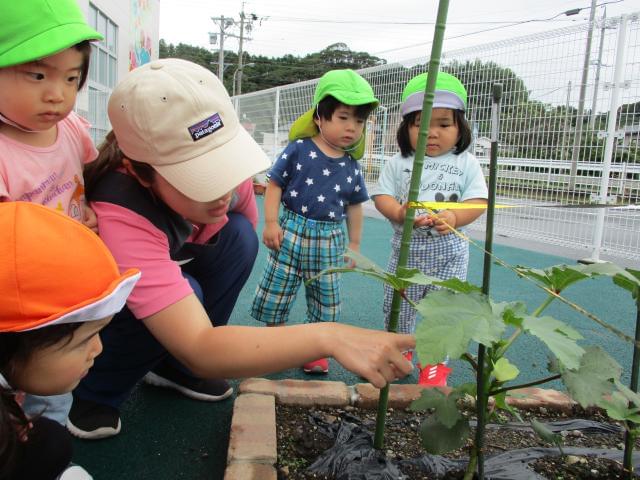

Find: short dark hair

[396,109,472,157]
[315,95,376,122]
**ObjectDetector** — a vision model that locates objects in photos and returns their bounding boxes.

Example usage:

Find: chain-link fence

[234,13,640,262]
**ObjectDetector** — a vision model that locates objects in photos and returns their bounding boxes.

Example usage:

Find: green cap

[0,0,103,68]
[400,72,467,116]
[289,69,379,160]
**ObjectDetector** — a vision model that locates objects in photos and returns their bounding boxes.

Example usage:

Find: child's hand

[82,204,99,233]
[262,222,284,251]
[432,210,457,234]
[327,324,415,388]
[413,213,433,228]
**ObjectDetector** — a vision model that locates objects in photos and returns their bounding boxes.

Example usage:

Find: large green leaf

[600,391,640,424]
[612,268,640,300]
[556,346,622,407]
[521,315,584,370]
[418,415,471,455]
[410,388,462,428]
[613,379,640,407]
[414,290,505,364]
[433,278,482,294]
[514,263,614,294]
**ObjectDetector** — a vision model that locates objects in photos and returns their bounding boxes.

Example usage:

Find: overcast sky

[159,0,640,63]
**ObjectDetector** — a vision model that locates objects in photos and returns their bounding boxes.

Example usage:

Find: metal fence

[233,13,640,263]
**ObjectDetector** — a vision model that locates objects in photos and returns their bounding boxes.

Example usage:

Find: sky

[159,0,640,64]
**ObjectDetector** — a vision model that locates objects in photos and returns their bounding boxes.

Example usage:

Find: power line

[373,0,623,55]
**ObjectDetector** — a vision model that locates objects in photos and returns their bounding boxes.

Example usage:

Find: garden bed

[224,379,639,480]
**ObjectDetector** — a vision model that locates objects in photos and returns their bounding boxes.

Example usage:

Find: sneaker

[303,358,329,374]
[418,363,451,387]
[67,397,121,440]
[143,367,233,402]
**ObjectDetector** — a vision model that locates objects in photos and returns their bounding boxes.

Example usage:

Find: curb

[222,378,576,479]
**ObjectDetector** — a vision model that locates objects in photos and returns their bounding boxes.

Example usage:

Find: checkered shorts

[383,232,469,335]
[250,208,345,325]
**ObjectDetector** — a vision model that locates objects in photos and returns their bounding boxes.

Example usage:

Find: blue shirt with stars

[267,138,369,222]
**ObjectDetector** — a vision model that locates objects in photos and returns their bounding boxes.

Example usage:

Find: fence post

[587,14,629,262]
[273,87,280,162]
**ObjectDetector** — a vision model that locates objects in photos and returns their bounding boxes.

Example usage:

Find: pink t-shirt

[0,112,98,221]
[92,177,258,319]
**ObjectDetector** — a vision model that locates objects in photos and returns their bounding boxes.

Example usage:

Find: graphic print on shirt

[68,175,86,221]
[268,138,369,222]
[399,158,465,237]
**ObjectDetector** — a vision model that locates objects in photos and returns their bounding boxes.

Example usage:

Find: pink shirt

[92,177,257,319]
[0,112,98,221]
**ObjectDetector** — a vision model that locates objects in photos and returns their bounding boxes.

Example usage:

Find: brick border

[223,378,576,480]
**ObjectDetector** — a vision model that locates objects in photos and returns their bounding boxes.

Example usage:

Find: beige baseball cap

[108,58,270,202]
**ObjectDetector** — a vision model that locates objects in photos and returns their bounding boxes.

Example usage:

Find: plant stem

[463,448,478,480]
[373,0,450,450]
[532,294,556,317]
[463,352,478,371]
[489,374,562,396]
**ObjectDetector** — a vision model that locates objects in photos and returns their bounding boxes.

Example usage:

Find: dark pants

[73,213,258,408]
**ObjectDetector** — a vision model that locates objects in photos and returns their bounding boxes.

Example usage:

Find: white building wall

[76,0,160,143]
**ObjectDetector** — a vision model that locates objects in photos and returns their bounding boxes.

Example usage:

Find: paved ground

[72,196,639,479]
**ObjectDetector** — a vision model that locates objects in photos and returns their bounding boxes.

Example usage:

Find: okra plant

[323,252,640,480]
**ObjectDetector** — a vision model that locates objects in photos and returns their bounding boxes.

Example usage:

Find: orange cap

[0,202,140,332]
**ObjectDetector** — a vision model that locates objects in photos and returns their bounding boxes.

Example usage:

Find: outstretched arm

[143,294,415,388]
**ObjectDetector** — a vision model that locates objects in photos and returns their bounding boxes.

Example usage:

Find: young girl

[250,69,378,375]
[0,0,103,424]
[69,59,414,440]
[370,72,488,386]
[0,202,140,480]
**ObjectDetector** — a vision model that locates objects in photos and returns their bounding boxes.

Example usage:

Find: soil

[276,403,637,479]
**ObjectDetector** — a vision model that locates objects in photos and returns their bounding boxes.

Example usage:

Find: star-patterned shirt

[268,138,369,222]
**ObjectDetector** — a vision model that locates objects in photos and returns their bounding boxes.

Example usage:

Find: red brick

[223,463,277,480]
[227,393,276,464]
[239,378,350,406]
[354,383,452,409]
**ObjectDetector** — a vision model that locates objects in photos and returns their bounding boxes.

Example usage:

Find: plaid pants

[383,232,469,335]
[251,208,345,324]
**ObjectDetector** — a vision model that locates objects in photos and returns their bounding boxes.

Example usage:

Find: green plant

[323,254,639,479]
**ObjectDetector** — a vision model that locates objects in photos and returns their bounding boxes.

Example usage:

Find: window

[86,3,118,143]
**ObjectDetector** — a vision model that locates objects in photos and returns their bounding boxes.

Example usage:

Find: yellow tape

[408,201,514,210]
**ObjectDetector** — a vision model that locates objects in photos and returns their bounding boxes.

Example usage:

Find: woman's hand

[325,324,415,388]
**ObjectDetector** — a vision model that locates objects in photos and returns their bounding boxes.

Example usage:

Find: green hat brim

[0,23,102,68]
[288,107,369,160]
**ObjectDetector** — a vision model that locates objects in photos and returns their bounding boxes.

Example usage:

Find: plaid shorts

[383,232,469,335]
[250,208,345,325]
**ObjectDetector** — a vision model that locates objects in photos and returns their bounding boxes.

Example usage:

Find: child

[0,0,103,423]
[370,72,488,386]
[69,59,414,440]
[250,69,378,374]
[0,202,140,480]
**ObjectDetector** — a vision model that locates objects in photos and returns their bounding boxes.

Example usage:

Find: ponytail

[0,323,81,477]
[84,130,156,199]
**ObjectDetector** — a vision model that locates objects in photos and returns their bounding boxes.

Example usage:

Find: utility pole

[589,7,607,131]
[568,0,597,190]
[210,15,239,82]
[235,2,256,96]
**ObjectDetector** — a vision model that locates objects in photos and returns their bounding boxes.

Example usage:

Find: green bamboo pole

[474,84,503,479]
[373,0,451,450]
[623,298,640,478]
